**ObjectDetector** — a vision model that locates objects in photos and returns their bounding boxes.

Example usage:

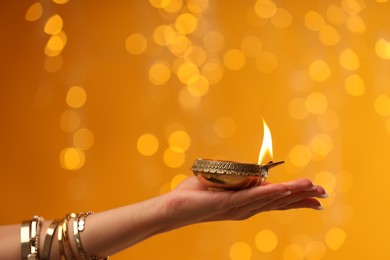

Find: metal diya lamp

[192,158,284,190]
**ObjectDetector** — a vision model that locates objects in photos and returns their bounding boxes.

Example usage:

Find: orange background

[1,0,390,259]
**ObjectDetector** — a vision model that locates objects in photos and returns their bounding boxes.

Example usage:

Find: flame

[258,119,273,165]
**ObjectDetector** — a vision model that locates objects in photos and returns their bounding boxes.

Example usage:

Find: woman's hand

[163,176,328,228]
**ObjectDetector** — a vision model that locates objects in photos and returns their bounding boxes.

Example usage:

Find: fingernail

[303,185,317,191]
[278,191,291,196]
[317,193,330,198]
[313,205,324,210]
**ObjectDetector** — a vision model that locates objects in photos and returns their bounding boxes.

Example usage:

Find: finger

[277,197,323,211]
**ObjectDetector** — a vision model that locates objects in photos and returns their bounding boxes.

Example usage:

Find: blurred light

[44,55,63,73]
[326,5,346,25]
[162,0,183,13]
[73,128,94,150]
[289,144,312,168]
[184,45,206,66]
[168,34,191,55]
[374,94,390,116]
[305,241,327,260]
[45,32,67,57]
[241,35,263,57]
[178,88,201,109]
[187,0,209,14]
[148,61,172,85]
[44,14,63,35]
[175,13,198,35]
[203,31,225,52]
[187,75,209,97]
[346,15,366,33]
[163,147,186,168]
[341,0,365,14]
[309,133,333,160]
[223,49,246,70]
[288,98,309,120]
[308,60,331,82]
[246,7,268,27]
[317,110,340,132]
[214,116,237,138]
[304,11,326,31]
[170,174,188,190]
[66,86,87,108]
[255,51,278,73]
[149,0,170,8]
[283,244,305,260]
[59,147,85,170]
[52,0,69,4]
[339,49,360,71]
[319,25,340,46]
[177,62,199,84]
[60,110,81,132]
[168,130,191,152]
[125,33,147,55]
[344,74,365,96]
[325,227,347,250]
[25,2,42,22]
[271,8,293,28]
[375,38,390,60]
[255,229,278,252]
[201,62,224,85]
[314,171,337,193]
[137,133,159,156]
[153,25,175,46]
[305,92,328,115]
[254,0,277,19]
[288,70,311,92]
[229,241,252,260]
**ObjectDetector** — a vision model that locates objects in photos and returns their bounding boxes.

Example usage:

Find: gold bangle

[20,220,31,260]
[73,211,93,259]
[62,213,76,259]
[30,216,43,259]
[41,219,60,260]
[57,222,65,260]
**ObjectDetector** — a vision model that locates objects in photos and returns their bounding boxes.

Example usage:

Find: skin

[0,176,327,259]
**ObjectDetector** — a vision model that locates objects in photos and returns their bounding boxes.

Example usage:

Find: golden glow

[44,14,63,35]
[66,86,87,108]
[374,94,390,116]
[203,31,225,52]
[258,119,273,165]
[149,61,172,85]
[187,0,209,13]
[170,174,188,190]
[73,128,94,150]
[375,38,390,60]
[175,13,198,35]
[339,49,360,71]
[201,62,223,84]
[325,227,347,250]
[125,33,147,55]
[137,134,159,156]
[319,25,340,46]
[271,8,293,28]
[308,60,331,82]
[223,49,246,70]
[305,92,328,115]
[229,241,252,260]
[289,144,312,168]
[309,133,333,160]
[305,241,327,260]
[254,0,277,19]
[60,110,81,132]
[326,5,346,25]
[288,98,309,120]
[187,75,209,97]
[255,230,278,252]
[344,74,365,96]
[304,11,326,31]
[283,244,305,260]
[52,0,70,4]
[168,130,191,152]
[163,147,186,168]
[25,2,42,22]
[44,55,63,73]
[177,62,199,84]
[59,147,85,170]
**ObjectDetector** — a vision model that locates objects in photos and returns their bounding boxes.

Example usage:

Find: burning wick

[191,119,284,190]
[258,119,273,165]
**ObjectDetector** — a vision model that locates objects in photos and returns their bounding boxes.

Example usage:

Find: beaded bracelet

[20,216,43,260]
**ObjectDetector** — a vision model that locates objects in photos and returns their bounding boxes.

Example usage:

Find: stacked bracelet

[21,212,109,259]
[20,216,43,260]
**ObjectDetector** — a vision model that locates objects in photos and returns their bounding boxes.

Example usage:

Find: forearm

[0,193,178,259]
